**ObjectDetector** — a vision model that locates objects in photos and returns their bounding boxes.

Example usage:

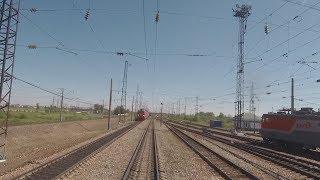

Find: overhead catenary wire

[281,0,320,13]
[246,0,320,58]
[142,0,149,70]
[254,29,320,72]
[10,74,96,105]
[20,11,65,47]
[246,1,288,33]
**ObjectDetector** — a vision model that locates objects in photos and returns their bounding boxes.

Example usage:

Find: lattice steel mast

[120,60,129,113]
[0,0,20,162]
[249,82,255,115]
[233,4,251,130]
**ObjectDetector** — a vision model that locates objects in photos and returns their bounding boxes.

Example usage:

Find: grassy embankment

[1,108,103,126]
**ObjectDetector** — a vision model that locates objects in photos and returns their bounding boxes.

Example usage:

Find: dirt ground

[0,117,130,175]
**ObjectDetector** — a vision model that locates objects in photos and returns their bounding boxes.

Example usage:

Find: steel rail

[169,121,320,179]
[18,122,140,180]
[153,120,160,180]
[165,122,258,180]
[122,120,160,180]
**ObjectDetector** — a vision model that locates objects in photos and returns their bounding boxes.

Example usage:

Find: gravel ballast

[156,120,220,180]
[61,120,150,179]
[183,129,308,179]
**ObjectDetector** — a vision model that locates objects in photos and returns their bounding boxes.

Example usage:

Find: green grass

[167,112,234,129]
[0,110,103,126]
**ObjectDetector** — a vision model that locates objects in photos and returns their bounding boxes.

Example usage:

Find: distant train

[260,107,320,150]
[136,109,150,121]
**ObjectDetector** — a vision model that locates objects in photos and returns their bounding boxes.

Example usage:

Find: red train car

[260,108,320,150]
[136,109,150,121]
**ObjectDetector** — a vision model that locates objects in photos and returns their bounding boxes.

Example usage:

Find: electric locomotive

[136,109,150,121]
[261,107,320,150]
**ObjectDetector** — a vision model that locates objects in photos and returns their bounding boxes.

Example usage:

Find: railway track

[122,119,160,180]
[165,122,258,180]
[170,120,259,143]
[168,121,320,179]
[17,122,139,180]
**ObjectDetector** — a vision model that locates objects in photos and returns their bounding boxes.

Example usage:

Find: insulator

[117,52,124,56]
[155,11,160,22]
[30,8,37,13]
[264,24,269,35]
[84,10,90,21]
[27,44,37,49]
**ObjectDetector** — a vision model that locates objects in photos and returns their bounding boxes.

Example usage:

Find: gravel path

[60,120,150,179]
[156,120,220,180]
[183,130,308,179]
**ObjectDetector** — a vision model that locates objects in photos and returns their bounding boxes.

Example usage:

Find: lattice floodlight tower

[233,4,251,130]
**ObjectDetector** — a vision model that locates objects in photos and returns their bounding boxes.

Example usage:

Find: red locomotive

[261,107,320,150]
[136,109,150,121]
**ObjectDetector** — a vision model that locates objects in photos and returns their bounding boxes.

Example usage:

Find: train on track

[136,109,150,121]
[261,107,320,150]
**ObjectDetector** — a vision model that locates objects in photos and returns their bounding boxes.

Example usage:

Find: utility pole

[160,102,163,126]
[0,0,20,162]
[249,82,255,132]
[177,99,181,116]
[59,88,64,122]
[253,107,256,133]
[291,78,294,113]
[108,78,113,130]
[184,97,187,119]
[139,92,143,109]
[135,84,139,112]
[131,96,134,121]
[195,96,199,120]
[172,103,175,115]
[52,97,55,107]
[233,4,251,131]
[102,99,104,115]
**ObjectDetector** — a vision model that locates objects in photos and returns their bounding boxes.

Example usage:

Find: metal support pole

[59,88,64,122]
[195,96,199,120]
[291,78,294,113]
[253,107,256,133]
[131,96,134,121]
[184,98,187,119]
[108,78,112,130]
[160,102,163,126]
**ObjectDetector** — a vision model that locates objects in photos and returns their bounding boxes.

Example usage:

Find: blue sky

[11,0,320,116]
